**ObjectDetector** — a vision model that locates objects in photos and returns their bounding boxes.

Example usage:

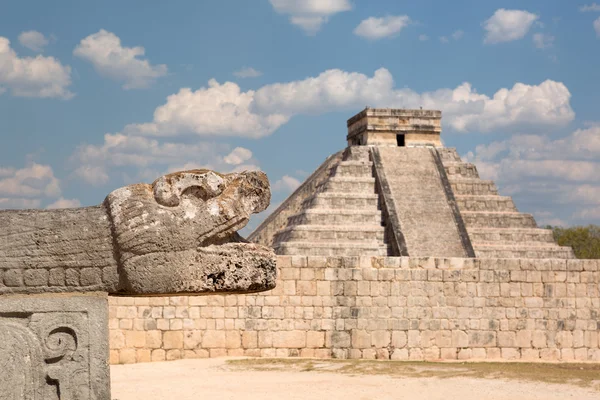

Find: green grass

[227,358,600,390]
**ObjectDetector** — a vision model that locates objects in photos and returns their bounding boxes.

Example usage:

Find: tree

[546,225,600,259]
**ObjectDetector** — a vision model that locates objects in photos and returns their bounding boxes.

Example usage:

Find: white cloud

[272,175,301,193]
[73,29,167,89]
[224,147,253,165]
[120,68,573,140]
[419,34,429,41]
[452,30,465,40]
[354,16,411,40]
[580,3,600,12]
[254,69,574,133]
[533,33,555,49]
[46,197,81,209]
[483,9,539,44]
[439,30,463,44]
[595,17,600,37]
[73,165,109,186]
[18,31,49,52]
[269,0,351,35]
[465,126,600,224]
[233,67,262,78]
[0,37,73,98]
[69,68,575,187]
[0,163,62,210]
[0,163,60,198]
[70,133,259,185]
[127,79,289,138]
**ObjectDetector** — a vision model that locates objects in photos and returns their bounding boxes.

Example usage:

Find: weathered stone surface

[0,169,277,399]
[0,293,109,399]
[0,169,277,296]
[251,108,574,260]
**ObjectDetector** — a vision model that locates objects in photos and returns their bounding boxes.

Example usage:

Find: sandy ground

[110,358,599,400]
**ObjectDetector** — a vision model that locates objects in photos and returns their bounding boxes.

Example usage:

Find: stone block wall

[108,256,600,364]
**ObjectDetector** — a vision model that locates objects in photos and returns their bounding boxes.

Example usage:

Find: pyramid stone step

[456,195,517,212]
[450,179,498,196]
[375,146,471,257]
[437,148,461,162]
[302,193,379,209]
[276,241,389,257]
[334,162,373,177]
[462,212,537,228]
[318,177,376,194]
[467,228,556,244]
[287,209,383,226]
[274,225,386,243]
[343,146,371,161]
[443,162,479,179]
[474,244,576,259]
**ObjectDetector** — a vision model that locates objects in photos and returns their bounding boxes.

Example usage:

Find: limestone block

[501,348,520,360]
[516,330,532,348]
[273,331,306,348]
[408,348,424,361]
[109,350,120,364]
[468,331,496,347]
[329,331,351,348]
[163,331,184,349]
[110,330,126,349]
[555,331,573,348]
[242,331,258,348]
[584,331,598,348]
[351,330,371,349]
[557,349,574,361]
[540,348,560,361]
[0,293,110,399]
[307,331,325,348]
[574,348,588,361]
[472,348,487,359]
[497,332,516,348]
[136,349,152,363]
[166,349,182,360]
[371,330,391,348]
[452,330,469,347]
[424,347,440,361]
[151,349,166,361]
[532,330,547,348]
[146,330,163,349]
[391,348,409,360]
[125,330,146,348]
[392,331,407,348]
[314,349,332,359]
[258,331,273,348]
[440,348,458,360]
[297,281,317,296]
[457,348,472,360]
[226,331,241,349]
[120,349,137,364]
[184,330,203,349]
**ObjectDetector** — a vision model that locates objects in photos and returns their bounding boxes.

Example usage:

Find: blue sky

[1,0,600,231]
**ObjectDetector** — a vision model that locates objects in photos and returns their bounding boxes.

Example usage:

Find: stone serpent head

[105,169,276,295]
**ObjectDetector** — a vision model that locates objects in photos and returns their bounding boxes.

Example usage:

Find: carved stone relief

[0,294,109,400]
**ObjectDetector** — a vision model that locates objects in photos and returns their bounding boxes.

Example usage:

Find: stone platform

[108,255,600,363]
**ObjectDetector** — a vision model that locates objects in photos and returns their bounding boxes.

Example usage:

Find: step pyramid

[438,148,575,259]
[249,108,575,259]
[273,146,390,257]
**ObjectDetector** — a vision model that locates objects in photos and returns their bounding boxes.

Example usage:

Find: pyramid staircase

[438,148,575,259]
[273,146,390,256]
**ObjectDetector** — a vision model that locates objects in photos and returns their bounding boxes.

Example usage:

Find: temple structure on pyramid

[249,108,575,259]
